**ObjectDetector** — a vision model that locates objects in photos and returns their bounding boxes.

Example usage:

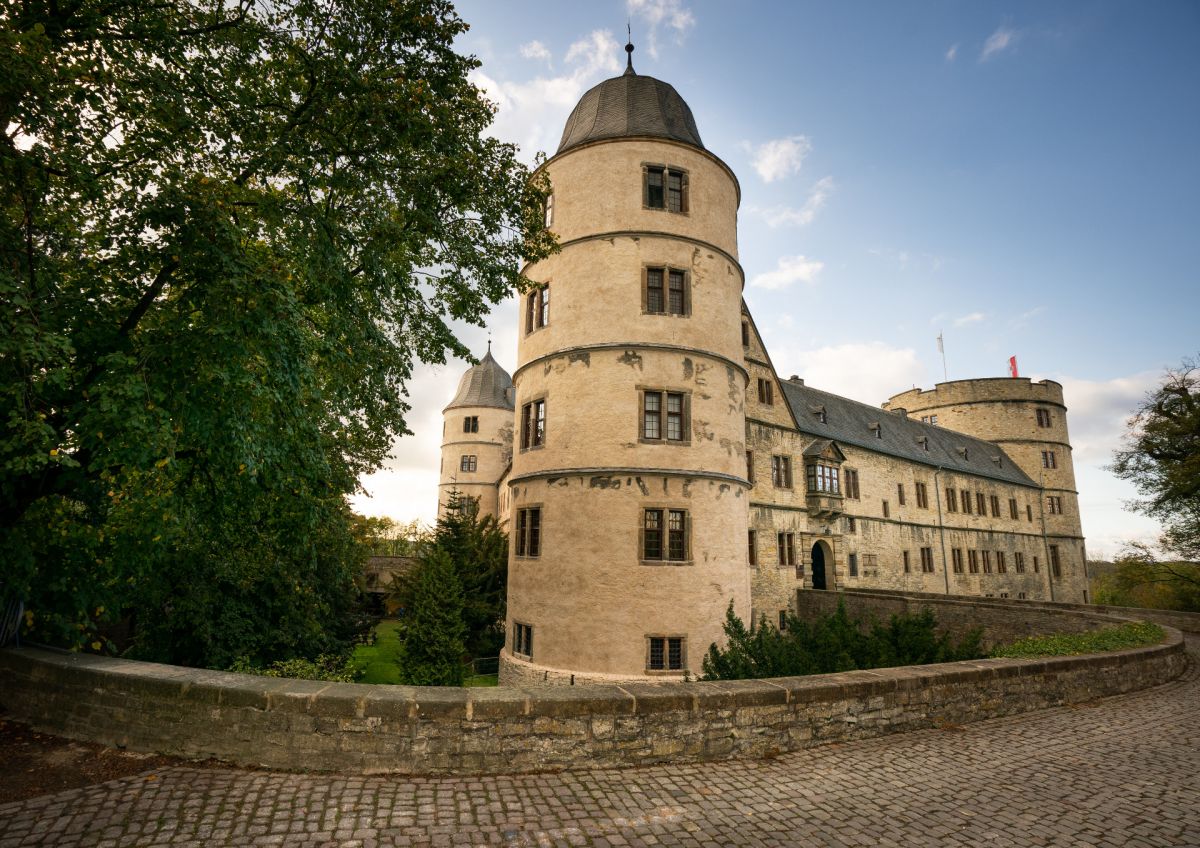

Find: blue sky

[353,1,1200,557]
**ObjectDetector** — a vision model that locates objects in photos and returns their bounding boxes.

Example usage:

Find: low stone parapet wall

[0,596,1187,775]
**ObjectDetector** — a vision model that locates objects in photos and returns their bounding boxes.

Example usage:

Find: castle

[437,46,1088,685]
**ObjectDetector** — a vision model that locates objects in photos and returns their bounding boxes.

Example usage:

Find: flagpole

[937,332,947,382]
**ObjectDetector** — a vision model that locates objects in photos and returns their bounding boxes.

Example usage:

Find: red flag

[1008,356,1019,378]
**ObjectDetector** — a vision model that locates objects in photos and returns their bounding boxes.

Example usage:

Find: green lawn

[991,621,1164,659]
[349,620,500,686]
[349,619,405,684]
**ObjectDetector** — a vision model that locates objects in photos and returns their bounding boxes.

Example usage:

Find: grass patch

[990,621,1165,659]
[463,674,498,687]
[349,619,405,684]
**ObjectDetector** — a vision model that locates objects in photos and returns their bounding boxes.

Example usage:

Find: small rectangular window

[897,483,906,506]
[806,461,839,494]
[463,415,479,433]
[844,469,860,499]
[746,450,755,483]
[1042,450,1057,469]
[952,548,964,573]
[961,489,972,515]
[997,551,1007,574]
[1036,408,1052,428]
[921,547,935,573]
[647,636,685,671]
[1047,495,1063,515]
[1033,554,1040,573]
[1027,504,1034,522]
[968,550,979,574]
[848,553,858,577]
[1009,498,1019,520]
[641,390,689,443]
[777,531,795,566]
[882,500,890,518]
[1050,544,1062,577]
[513,622,533,658]
[515,507,541,558]
[1015,552,1025,573]
[915,482,929,509]
[990,495,1001,517]
[460,455,477,472]
[778,610,788,631]
[643,508,688,562]
[846,516,856,534]
[945,488,958,512]
[903,550,911,573]
[521,399,546,449]
[748,529,757,566]
[741,321,750,347]
[646,268,664,313]
[982,550,993,573]
[645,166,687,213]
[772,455,793,488]
[976,492,987,515]
[668,269,686,314]
[543,194,554,228]
[526,285,549,333]
[757,378,774,405]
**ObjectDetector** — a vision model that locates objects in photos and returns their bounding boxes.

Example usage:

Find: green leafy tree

[1111,357,1200,561]
[1091,544,1200,612]
[397,547,466,686]
[1,1,553,663]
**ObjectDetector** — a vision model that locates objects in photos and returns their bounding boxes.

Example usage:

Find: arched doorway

[810,541,831,590]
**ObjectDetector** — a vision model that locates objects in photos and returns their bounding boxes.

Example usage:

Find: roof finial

[624,22,635,76]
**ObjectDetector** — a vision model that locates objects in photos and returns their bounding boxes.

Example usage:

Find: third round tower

[501,46,751,684]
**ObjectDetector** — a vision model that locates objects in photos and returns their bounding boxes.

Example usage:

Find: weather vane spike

[624,21,635,74]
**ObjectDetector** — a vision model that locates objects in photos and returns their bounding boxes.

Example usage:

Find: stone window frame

[1036,408,1053,428]
[463,415,479,434]
[640,506,691,566]
[961,489,973,515]
[805,460,839,494]
[1047,495,1064,515]
[968,549,980,574]
[920,546,935,573]
[525,283,550,334]
[976,492,987,516]
[903,550,911,573]
[514,505,543,559]
[512,622,534,659]
[1009,498,1020,520]
[1015,551,1026,573]
[897,483,906,506]
[945,487,958,513]
[642,163,690,214]
[997,551,1008,574]
[638,387,691,445]
[745,449,755,484]
[982,550,993,574]
[757,377,774,406]
[748,529,758,566]
[844,468,861,499]
[777,531,796,566]
[951,548,964,574]
[459,454,477,473]
[1050,544,1063,578]
[645,634,687,673]
[642,265,690,317]
[915,481,929,509]
[990,495,1001,518]
[741,321,750,347]
[882,499,890,518]
[543,193,554,228]
[848,552,859,577]
[520,397,547,451]
[1042,450,1057,469]
[772,454,794,489]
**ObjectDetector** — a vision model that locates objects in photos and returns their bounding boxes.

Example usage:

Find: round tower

[438,348,514,520]
[501,45,750,684]
[883,378,1088,600]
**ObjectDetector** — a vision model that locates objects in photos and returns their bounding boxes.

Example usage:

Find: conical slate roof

[444,349,514,412]
[557,49,704,155]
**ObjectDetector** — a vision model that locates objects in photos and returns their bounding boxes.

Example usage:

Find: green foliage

[354,516,432,558]
[396,547,466,686]
[702,600,984,680]
[229,653,356,683]
[1,1,553,665]
[990,622,1164,659]
[349,619,405,684]
[391,492,508,659]
[1110,357,1200,561]
[1090,546,1200,612]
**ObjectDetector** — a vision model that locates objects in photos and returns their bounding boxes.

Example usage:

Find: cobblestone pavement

[2,639,1198,848]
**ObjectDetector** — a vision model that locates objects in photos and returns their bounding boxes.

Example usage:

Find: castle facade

[437,48,1088,685]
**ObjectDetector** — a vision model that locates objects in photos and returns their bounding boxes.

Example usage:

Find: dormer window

[868,421,882,439]
[916,436,929,451]
[810,404,827,424]
[644,165,688,213]
[957,447,969,461]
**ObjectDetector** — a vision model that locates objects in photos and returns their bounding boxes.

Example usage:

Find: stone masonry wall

[0,595,1185,775]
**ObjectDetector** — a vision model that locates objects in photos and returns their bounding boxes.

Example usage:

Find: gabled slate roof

[777,380,1037,488]
[443,350,514,412]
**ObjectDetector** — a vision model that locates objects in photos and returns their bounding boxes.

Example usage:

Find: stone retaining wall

[0,596,1187,775]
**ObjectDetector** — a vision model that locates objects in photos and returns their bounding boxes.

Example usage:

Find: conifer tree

[397,547,466,686]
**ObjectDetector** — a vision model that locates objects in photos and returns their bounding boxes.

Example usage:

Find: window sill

[638,438,691,447]
[640,559,694,567]
[519,444,545,453]
[644,667,688,675]
[641,310,692,318]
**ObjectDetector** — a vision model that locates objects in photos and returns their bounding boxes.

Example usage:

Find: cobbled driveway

[2,638,1198,848]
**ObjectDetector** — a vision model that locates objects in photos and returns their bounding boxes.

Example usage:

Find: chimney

[788,375,804,385]
[891,407,908,417]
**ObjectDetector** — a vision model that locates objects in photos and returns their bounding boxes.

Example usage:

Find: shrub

[229,654,355,682]
[990,622,1164,659]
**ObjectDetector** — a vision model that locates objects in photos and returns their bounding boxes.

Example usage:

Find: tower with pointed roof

[438,345,514,520]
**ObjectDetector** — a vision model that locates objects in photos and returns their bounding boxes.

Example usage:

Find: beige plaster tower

[883,378,1089,602]
[438,347,514,520]
[500,44,751,685]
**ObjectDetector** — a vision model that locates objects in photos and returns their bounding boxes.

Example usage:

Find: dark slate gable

[778,380,1037,488]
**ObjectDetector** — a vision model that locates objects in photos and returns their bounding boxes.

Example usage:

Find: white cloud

[626,0,695,59]
[953,312,985,327]
[755,176,836,228]
[750,255,824,290]
[519,40,551,64]
[766,340,928,407]
[945,44,959,62]
[470,30,622,161]
[980,26,1019,61]
[746,135,812,183]
[1010,305,1047,330]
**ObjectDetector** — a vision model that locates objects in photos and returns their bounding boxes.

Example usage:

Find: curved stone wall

[0,595,1185,775]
